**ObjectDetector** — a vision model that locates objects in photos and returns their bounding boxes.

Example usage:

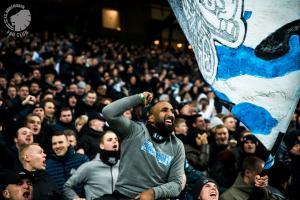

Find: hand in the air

[140,92,153,107]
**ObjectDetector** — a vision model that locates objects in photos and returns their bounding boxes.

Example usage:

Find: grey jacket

[220,173,287,200]
[63,154,119,200]
[102,94,185,199]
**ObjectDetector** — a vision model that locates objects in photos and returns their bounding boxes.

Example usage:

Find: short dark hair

[222,115,235,123]
[241,156,264,176]
[148,100,169,115]
[86,90,96,96]
[24,113,41,126]
[63,129,76,137]
[18,84,29,90]
[174,118,186,127]
[214,124,226,131]
[60,107,72,114]
[99,130,118,144]
[52,131,67,139]
[15,127,31,138]
[42,99,56,107]
[191,114,203,123]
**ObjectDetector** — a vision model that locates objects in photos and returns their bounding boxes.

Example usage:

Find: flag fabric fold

[168,0,300,151]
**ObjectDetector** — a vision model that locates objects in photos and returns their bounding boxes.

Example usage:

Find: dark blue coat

[29,170,61,200]
[46,147,89,193]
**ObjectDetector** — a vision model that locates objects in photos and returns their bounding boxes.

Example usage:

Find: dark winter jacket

[26,170,61,200]
[184,144,209,172]
[77,125,104,159]
[46,147,89,193]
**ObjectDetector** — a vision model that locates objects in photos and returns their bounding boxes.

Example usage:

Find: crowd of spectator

[0,31,299,200]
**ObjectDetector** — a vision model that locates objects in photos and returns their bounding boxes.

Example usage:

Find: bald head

[19,143,46,171]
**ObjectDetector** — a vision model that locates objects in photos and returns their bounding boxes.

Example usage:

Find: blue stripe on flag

[216,35,300,80]
[211,88,231,103]
[243,11,252,20]
[263,155,275,170]
[232,102,278,134]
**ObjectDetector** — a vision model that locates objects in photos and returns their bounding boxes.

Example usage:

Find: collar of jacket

[51,146,75,161]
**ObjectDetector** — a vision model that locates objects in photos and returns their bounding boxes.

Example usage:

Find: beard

[154,117,174,137]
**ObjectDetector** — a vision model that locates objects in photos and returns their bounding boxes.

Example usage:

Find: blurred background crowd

[0,31,299,199]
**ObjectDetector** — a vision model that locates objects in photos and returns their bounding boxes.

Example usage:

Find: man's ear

[3,189,10,198]
[14,137,18,144]
[99,143,104,150]
[192,122,196,128]
[24,153,30,162]
[148,114,155,124]
[244,169,251,177]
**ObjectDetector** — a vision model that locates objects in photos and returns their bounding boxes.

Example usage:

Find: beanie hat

[241,134,258,144]
[33,103,43,109]
[0,169,32,190]
[210,116,223,129]
[87,112,105,122]
[191,177,218,200]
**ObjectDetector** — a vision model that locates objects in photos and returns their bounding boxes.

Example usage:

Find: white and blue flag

[168,0,300,151]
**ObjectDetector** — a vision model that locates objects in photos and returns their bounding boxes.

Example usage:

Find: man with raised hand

[102,91,185,200]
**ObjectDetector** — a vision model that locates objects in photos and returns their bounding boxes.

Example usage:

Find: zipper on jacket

[110,166,114,193]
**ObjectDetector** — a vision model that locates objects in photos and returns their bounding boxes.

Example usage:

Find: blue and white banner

[168,0,300,150]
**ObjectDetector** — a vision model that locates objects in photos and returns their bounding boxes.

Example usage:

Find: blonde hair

[18,143,40,162]
[75,115,88,126]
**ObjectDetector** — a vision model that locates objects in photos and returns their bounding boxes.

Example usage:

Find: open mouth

[165,119,173,126]
[42,160,46,167]
[209,191,217,199]
[23,191,30,199]
[112,144,118,149]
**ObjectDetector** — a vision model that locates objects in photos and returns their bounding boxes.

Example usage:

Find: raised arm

[102,92,153,138]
